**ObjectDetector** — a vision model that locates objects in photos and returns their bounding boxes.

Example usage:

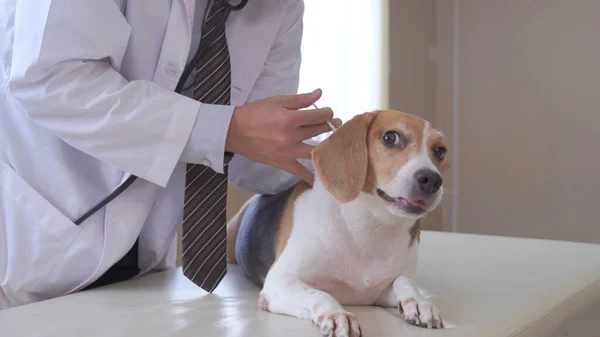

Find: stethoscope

[73,0,248,225]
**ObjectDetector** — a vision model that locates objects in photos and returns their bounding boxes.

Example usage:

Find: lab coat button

[165,62,181,77]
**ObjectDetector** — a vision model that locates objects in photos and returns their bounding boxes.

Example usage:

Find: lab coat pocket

[0,160,81,301]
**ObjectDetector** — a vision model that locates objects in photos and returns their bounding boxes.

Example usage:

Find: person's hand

[225,88,342,185]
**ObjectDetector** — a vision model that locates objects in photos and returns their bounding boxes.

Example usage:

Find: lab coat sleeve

[179,103,235,172]
[228,0,317,195]
[7,0,203,187]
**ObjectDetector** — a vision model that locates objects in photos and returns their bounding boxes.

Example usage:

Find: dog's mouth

[376,189,427,214]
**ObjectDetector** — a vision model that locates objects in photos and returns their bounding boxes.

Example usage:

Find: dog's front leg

[375,275,443,329]
[259,275,361,337]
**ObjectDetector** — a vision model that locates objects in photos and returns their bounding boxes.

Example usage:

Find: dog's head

[312,109,449,220]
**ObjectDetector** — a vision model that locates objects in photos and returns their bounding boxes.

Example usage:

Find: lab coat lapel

[151,0,195,88]
[182,0,196,28]
[227,0,285,105]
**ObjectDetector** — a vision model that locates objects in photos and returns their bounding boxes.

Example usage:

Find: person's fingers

[332,118,343,128]
[282,160,315,186]
[296,123,333,141]
[276,88,322,110]
[289,107,334,127]
[289,142,315,159]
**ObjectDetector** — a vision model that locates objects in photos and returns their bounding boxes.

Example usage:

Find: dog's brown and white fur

[227,109,450,336]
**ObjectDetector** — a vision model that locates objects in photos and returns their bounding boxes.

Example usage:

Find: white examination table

[2,231,600,337]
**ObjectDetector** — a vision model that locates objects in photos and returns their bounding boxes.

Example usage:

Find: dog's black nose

[414,169,443,194]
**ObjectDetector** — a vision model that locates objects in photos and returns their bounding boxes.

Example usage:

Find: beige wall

[388,0,443,231]
[227,185,254,222]
[388,0,435,122]
[433,0,600,243]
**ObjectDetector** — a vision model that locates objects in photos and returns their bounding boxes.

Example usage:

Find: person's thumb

[278,88,322,110]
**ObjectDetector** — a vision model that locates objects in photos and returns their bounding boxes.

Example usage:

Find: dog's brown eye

[433,146,446,160]
[382,131,402,147]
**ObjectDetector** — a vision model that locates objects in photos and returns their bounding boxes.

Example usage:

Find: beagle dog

[226,109,450,336]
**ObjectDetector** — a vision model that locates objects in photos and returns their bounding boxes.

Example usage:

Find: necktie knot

[204,1,229,28]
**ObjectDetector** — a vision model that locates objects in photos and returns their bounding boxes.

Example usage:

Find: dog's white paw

[398,298,444,329]
[313,311,361,337]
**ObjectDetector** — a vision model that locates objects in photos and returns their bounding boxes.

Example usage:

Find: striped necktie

[182,0,231,293]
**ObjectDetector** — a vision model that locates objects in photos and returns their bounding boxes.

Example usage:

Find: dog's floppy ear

[312,112,376,203]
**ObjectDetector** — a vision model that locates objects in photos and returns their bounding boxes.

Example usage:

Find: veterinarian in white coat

[0,0,336,309]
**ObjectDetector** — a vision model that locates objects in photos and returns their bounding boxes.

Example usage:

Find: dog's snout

[414,169,442,194]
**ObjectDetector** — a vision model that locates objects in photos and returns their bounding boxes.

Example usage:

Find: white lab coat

[0,0,311,309]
